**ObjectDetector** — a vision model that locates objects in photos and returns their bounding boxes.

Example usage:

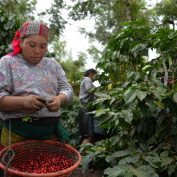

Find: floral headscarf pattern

[9,21,49,56]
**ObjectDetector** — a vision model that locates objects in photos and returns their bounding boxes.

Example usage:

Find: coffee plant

[79,20,177,177]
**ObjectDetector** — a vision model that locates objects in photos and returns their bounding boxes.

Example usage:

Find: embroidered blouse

[0,54,73,120]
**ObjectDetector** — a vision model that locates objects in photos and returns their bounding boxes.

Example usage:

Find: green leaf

[81,151,100,173]
[142,65,152,72]
[168,56,172,66]
[95,108,108,117]
[160,151,173,167]
[151,89,162,100]
[167,164,176,176]
[94,92,111,98]
[1,31,7,38]
[122,110,133,124]
[144,153,161,169]
[111,149,130,158]
[173,93,177,103]
[168,31,177,39]
[1,16,5,22]
[172,81,177,92]
[119,155,140,165]
[124,88,137,104]
[4,22,11,30]
[104,166,133,177]
[128,165,159,177]
[110,97,116,105]
[160,151,168,158]
[131,44,147,58]
[22,116,32,122]
[151,87,168,100]
[136,90,147,101]
[155,100,165,109]
[104,166,125,177]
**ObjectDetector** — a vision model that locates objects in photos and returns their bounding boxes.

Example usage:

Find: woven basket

[0,140,81,177]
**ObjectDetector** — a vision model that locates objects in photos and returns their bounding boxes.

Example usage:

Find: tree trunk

[125,0,132,21]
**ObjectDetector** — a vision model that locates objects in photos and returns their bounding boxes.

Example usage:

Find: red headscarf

[8,21,49,56]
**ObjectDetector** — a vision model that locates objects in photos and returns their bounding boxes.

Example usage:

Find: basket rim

[0,140,82,177]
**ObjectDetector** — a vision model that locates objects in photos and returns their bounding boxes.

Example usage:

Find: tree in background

[68,0,149,45]
[66,0,151,65]
[37,0,86,87]
[49,36,86,93]
[0,0,37,57]
[37,0,67,41]
[87,44,102,63]
[60,53,85,96]
[155,0,177,29]
[79,17,177,177]
[0,0,36,21]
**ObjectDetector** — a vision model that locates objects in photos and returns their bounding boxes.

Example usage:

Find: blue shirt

[79,77,95,104]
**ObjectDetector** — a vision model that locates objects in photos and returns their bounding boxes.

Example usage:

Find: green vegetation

[1,0,177,176]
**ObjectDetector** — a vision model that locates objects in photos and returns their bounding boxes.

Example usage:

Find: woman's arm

[0,95,46,112]
[55,62,73,102]
[45,61,73,112]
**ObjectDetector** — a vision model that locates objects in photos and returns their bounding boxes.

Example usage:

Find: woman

[0,21,73,146]
[79,69,107,144]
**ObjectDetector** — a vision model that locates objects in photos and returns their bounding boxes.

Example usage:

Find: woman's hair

[84,68,97,77]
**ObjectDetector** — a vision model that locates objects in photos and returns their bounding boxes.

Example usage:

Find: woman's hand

[46,94,67,112]
[0,95,46,113]
[23,95,46,112]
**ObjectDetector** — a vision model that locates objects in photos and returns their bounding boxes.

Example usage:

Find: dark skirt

[78,107,94,139]
[78,107,107,141]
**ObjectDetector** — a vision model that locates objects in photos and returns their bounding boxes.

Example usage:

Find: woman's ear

[20,43,23,48]
[20,39,24,48]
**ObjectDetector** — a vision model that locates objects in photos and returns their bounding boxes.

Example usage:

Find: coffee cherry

[12,152,74,174]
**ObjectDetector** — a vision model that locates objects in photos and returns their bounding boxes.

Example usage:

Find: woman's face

[20,35,48,64]
[90,73,97,81]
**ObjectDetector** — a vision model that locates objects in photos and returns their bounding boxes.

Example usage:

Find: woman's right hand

[23,95,46,112]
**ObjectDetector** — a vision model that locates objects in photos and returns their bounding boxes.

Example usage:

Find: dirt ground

[69,168,103,177]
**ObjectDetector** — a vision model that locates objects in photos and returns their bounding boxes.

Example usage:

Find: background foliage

[1,0,177,176]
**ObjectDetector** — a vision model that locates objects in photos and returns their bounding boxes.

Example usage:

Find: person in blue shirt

[78,69,106,144]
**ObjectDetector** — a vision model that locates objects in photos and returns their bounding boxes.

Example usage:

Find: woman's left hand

[45,94,67,112]
[45,96,61,112]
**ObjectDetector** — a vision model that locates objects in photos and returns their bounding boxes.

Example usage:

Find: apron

[0,117,70,146]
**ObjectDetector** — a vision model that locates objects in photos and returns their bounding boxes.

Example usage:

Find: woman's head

[20,34,48,64]
[11,21,49,64]
[84,68,97,81]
